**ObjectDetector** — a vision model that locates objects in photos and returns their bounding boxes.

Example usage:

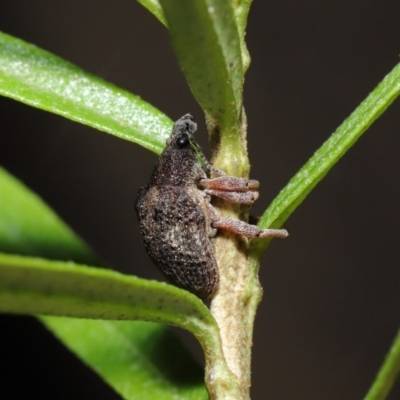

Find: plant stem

[208,112,259,399]
[364,328,400,400]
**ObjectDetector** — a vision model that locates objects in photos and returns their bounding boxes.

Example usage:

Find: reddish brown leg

[200,176,259,192]
[212,217,288,239]
[203,189,258,205]
[202,173,288,239]
[199,176,260,205]
[206,202,288,239]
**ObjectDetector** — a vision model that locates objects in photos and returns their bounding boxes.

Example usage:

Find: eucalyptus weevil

[135,114,288,300]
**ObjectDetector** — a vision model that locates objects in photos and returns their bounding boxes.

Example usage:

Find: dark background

[1,1,399,399]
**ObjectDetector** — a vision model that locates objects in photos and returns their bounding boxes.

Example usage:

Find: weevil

[135,114,288,300]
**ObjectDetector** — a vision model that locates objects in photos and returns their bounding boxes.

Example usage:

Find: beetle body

[135,115,218,299]
[135,114,288,300]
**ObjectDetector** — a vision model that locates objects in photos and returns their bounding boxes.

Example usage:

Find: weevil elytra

[135,114,288,300]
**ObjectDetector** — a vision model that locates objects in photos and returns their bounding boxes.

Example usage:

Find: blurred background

[0,1,399,399]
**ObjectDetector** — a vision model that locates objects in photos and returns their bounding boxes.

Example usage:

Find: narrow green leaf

[137,0,167,26]
[137,0,253,111]
[253,62,400,254]
[159,0,243,134]
[0,252,216,336]
[41,317,207,400]
[0,165,98,264]
[0,166,211,399]
[364,328,400,400]
[0,31,172,154]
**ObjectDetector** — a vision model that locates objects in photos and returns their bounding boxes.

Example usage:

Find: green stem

[209,112,257,400]
[364,328,400,400]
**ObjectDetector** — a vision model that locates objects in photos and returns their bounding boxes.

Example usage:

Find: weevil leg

[201,172,288,238]
[199,176,260,192]
[199,176,260,205]
[206,202,288,239]
[203,189,258,205]
[211,217,288,239]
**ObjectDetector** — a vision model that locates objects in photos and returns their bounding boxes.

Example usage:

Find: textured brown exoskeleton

[135,114,288,300]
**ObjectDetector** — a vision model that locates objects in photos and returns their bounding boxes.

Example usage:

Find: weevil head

[150,114,208,186]
[170,114,210,168]
[166,114,197,148]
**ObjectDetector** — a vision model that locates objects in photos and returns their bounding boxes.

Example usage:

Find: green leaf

[0,252,216,333]
[42,317,207,400]
[364,328,400,400]
[0,31,172,154]
[0,166,212,398]
[159,0,243,136]
[137,0,167,26]
[253,62,400,254]
[0,166,98,264]
[137,0,252,73]
[137,0,252,74]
